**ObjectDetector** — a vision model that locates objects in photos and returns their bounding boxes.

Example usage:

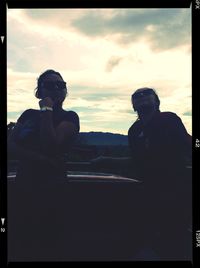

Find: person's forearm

[39,111,58,154]
[8,141,44,162]
[8,141,61,171]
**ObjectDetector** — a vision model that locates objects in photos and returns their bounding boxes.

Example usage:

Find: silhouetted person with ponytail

[7,69,80,261]
[8,69,79,184]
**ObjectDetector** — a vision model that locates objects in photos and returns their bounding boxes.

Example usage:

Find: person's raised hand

[39,97,54,109]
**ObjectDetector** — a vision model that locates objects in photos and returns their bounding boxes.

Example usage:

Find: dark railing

[7,160,192,261]
[7,159,192,175]
[7,159,130,173]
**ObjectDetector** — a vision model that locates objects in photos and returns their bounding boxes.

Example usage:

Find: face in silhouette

[132,88,158,114]
[40,74,67,106]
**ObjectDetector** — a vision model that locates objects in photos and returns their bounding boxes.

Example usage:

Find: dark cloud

[105,56,123,72]
[120,109,134,114]
[23,9,191,51]
[7,111,23,120]
[25,9,58,19]
[69,106,105,113]
[183,111,192,116]
[72,9,191,51]
[71,85,121,100]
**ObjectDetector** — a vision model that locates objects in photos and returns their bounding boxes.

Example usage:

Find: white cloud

[7,8,192,135]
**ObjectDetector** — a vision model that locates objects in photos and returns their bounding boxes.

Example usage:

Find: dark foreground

[7,169,192,262]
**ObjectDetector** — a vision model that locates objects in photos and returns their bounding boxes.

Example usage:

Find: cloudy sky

[7,8,192,135]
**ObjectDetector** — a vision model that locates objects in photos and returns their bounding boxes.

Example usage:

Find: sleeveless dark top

[15,108,80,184]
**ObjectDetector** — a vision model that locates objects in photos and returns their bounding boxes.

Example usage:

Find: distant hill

[77,132,128,146]
[7,122,129,146]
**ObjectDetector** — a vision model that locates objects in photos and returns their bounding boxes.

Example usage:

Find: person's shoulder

[128,119,141,136]
[64,110,79,116]
[62,110,79,120]
[62,110,80,130]
[160,111,178,117]
[159,111,181,121]
[26,108,39,114]
[17,109,39,123]
[158,112,186,130]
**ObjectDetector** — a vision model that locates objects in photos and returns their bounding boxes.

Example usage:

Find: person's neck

[53,104,63,111]
[138,109,158,125]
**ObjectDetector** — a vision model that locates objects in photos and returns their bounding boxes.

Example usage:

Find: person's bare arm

[39,112,78,155]
[8,122,46,162]
[39,97,79,156]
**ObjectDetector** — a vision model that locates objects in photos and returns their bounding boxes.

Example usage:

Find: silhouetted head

[131,87,160,113]
[35,69,67,105]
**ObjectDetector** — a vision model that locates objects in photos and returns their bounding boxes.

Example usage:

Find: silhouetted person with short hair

[92,87,192,260]
[129,87,192,260]
[129,87,191,184]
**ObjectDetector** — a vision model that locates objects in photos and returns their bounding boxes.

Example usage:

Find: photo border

[1,0,199,267]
